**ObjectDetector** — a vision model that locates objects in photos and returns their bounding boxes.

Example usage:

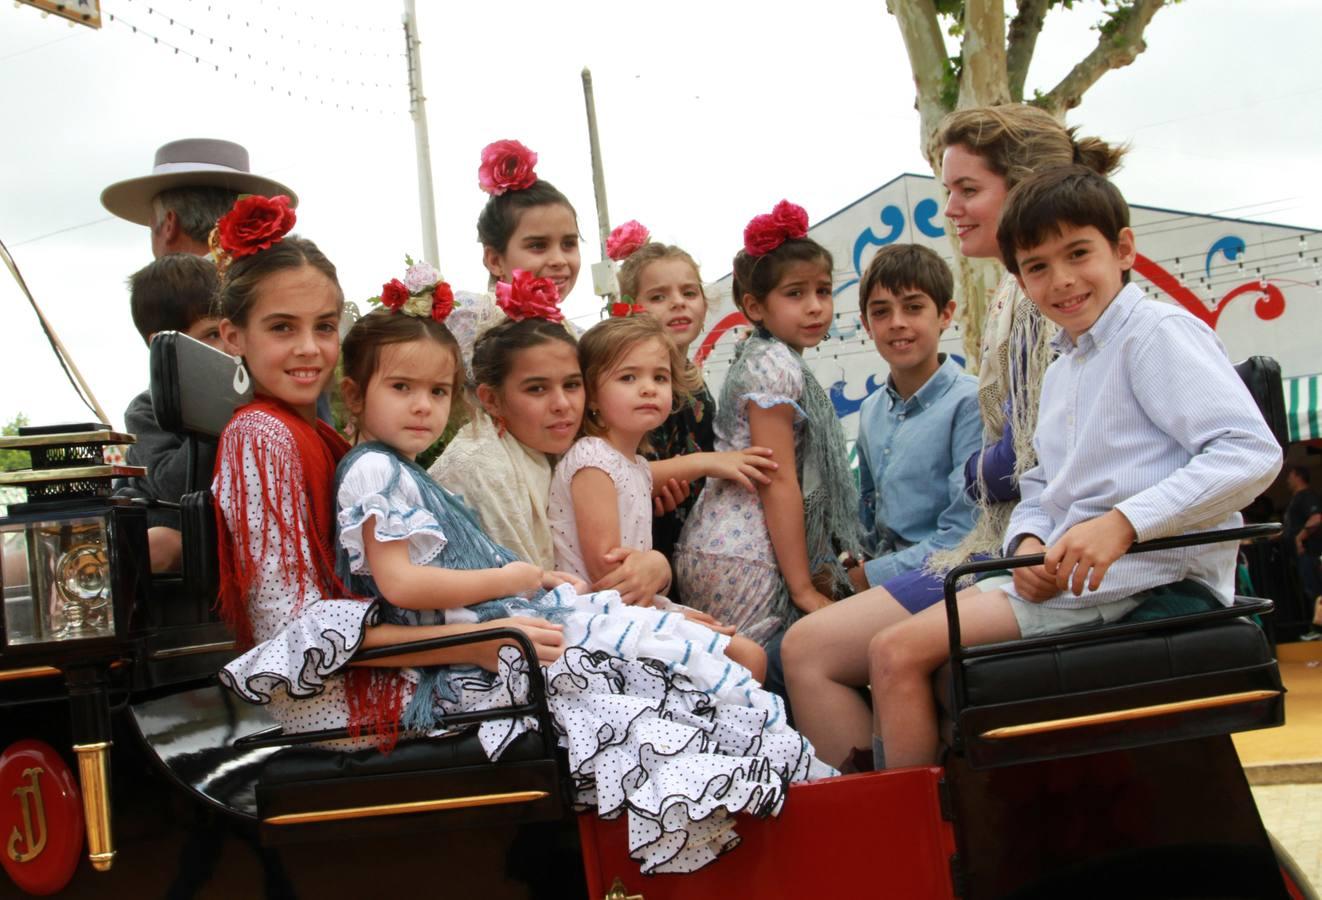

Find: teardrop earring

[232,355,250,394]
[494,415,508,438]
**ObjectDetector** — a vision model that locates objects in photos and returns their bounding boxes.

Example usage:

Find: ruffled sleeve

[337,449,447,575]
[737,340,806,421]
[218,599,379,703]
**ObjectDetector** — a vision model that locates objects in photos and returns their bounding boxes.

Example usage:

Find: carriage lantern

[0,423,150,873]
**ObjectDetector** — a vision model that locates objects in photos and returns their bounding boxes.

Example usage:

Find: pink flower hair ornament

[478,139,539,196]
[743,199,810,257]
[606,220,650,261]
[495,269,564,323]
[370,257,454,323]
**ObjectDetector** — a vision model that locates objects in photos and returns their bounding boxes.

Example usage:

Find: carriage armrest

[233,627,556,753]
[941,523,1281,662]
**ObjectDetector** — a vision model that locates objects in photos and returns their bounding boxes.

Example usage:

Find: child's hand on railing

[1043,510,1138,596]
[1011,536,1057,603]
[473,616,565,669]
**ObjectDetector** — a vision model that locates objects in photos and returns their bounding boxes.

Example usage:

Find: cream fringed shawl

[428,411,557,571]
[927,274,1057,575]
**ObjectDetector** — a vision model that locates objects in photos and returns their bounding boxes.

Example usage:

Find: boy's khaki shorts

[1008,594,1144,638]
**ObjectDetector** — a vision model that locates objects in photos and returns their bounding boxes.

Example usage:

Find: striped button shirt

[1005,283,1282,608]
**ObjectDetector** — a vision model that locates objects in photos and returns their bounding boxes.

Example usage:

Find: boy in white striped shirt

[867,166,1281,770]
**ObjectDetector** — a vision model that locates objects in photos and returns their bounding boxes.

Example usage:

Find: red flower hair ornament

[743,199,810,257]
[209,194,296,273]
[609,301,646,317]
[495,269,564,323]
[478,139,539,196]
[606,220,650,261]
[371,258,454,323]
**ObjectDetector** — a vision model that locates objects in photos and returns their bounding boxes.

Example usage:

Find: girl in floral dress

[675,201,862,645]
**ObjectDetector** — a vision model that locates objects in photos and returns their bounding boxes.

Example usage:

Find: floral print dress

[673,341,806,645]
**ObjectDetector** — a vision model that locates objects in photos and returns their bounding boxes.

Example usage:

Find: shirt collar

[884,354,959,410]
[1049,282,1145,355]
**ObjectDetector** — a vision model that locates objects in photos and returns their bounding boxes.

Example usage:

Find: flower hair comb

[494,269,564,323]
[606,220,650,261]
[478,139,539,196]
[372,257,454,323]
[743,200,809,257]
[208,194,296,275]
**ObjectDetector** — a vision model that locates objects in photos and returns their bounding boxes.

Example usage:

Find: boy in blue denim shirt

[850,244,982,592]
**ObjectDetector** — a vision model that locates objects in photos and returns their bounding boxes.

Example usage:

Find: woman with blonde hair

[784,104,1127,769]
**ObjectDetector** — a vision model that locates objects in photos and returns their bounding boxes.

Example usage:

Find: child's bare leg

[727,635,767,683]
[869,587,1020,769]
[148,526,183,573]
[782,586,913,767]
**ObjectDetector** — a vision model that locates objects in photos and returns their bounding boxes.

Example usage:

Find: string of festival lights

[105,11,404,116]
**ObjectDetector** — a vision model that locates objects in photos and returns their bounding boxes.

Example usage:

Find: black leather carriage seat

[138,334,569,838]
[128,332,247,690]
[255,730,565,846]
[939,607,1284,769]
[938,356,1290,770]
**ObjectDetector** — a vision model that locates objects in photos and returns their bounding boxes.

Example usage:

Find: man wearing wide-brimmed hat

[101,138,297,258]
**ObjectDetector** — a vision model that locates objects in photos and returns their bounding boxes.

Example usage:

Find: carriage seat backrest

[149,330,253,439]
[148,331,250,607]
[1233,356,1288,449]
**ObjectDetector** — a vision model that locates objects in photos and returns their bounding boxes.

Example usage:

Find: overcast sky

[2,0,1319,430]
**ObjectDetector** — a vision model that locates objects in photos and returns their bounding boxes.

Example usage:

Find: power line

[118,0,404,69]
[105,13,402,116]
[180,0,398,34]
[12,216,117,249]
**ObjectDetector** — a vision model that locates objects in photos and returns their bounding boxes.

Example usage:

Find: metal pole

[581,68,617,304]
[403,0,439,267]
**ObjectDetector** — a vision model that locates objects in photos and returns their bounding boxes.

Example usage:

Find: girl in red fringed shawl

[210,195,566,749]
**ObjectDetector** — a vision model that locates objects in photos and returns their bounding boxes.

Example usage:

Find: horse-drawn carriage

[0,337,1315,898]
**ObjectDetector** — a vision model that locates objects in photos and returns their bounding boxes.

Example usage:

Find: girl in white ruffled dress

[326,271,834,874]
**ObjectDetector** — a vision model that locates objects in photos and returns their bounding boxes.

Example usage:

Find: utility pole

[403,0,439,267]
[581,67,617,305]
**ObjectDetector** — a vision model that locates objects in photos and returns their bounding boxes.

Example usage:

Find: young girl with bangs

[674,201,862,646]
[327,270,832,874]
[607,221,720,571]
[546,314,773,678]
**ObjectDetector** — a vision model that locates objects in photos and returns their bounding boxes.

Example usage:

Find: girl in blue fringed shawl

[674,201,863,646]
[328,274,835,876]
